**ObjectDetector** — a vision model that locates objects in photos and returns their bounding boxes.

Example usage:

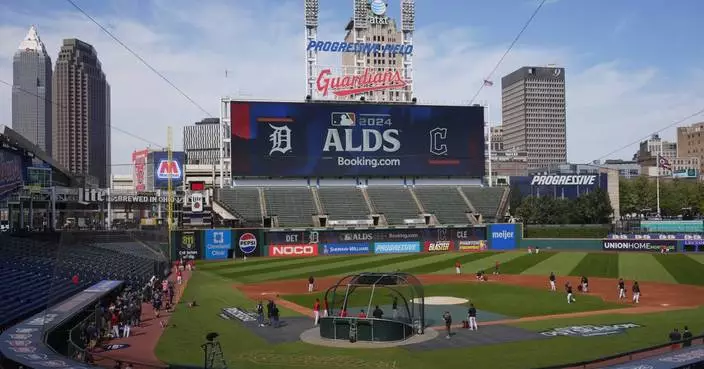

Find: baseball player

[632,281,641,304]
[566,282,576,303]
[581,276,589,293]
[442,311,452,339]
[455,260,462,275]
[618,278,626,300]
[313,298,321,326]
[467,303,478,331]
[308,276,315,293]
[549,272,556,291]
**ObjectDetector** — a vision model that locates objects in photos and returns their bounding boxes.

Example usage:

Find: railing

[534,334,704,369]
[319,316,416,342]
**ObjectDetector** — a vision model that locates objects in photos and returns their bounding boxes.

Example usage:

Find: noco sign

[269,244,318,257]
[230,101,485,177]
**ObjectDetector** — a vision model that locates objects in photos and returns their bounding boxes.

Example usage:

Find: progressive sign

[230,101,485,177]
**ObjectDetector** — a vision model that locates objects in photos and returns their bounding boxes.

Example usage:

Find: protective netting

[323,272,425,333]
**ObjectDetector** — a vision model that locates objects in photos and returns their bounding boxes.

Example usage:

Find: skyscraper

[12,25,52,153]
[183,118,220,165]
[52,39,111,187]
[501,66,567,170]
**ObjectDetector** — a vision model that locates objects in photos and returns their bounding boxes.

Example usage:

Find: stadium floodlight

[304,0,319,27]
[401,0,415,31]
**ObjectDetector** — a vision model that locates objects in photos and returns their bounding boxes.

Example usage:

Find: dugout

[319,272,424,342]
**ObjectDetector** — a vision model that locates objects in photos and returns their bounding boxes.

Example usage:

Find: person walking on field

[632,281,641,304]
[467,303,478,331]
[494,261,500,275]
[581,276,589,293]
[455,260,462,275]
[313,298,321,326]
[549,272,556,292]
[308,276,315,293]
[442,311,452,339]
[618,278,627,300]
[566,282,576,304]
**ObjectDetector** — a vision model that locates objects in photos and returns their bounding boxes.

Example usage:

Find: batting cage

[320,272,425,342]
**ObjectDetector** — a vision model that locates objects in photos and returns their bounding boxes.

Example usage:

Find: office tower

[12,25,52,153]
[501,66,567,170]
[183,118,220,165]
[52,39,111,187]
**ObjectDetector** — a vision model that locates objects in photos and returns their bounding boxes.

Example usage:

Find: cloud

[1,0,703,176]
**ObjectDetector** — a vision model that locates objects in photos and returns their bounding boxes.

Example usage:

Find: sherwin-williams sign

[488,224,518,250]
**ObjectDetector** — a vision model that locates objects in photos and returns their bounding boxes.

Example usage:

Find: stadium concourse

[214,183,510,228]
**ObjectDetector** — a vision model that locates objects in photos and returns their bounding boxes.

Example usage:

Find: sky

[1,0,704,175]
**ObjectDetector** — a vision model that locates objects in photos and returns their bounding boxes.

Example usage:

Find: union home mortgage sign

[77,188,184,204]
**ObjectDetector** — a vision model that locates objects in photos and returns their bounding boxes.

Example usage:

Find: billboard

[176,230,202,260]
[269,244,318,257]
[0,148,25,197]
[230,101,485,177]
[602,239,676,252]
[374,241,421,254]
[132,149,149,191]
[322,243,370,255]
[204,229,232,260]
[151,151,185,189]
[234,229,265,257]
[488,224,518,250]
[424,240,453,252]
[458,240,488,252]
[510,174,608,199]
[266,227,486,247]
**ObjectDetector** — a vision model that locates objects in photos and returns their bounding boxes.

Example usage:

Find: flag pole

[487,101,493,187]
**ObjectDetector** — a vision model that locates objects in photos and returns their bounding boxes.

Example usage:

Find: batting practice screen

[229,101,485,177]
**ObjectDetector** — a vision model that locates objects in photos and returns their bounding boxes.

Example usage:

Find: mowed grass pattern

[495,252,557,274]
[521,252,587,276]
[404,252,494,274]
[687,253,704,264]
[618,253,676,283]
[653,254,704,285]
[570,253,619,278]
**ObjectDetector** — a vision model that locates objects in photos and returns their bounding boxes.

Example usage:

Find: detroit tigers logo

[269,125,292,155]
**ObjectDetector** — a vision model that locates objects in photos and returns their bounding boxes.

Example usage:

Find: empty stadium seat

[366,187,421,225]
[262,187,317,227]
[317,187,370,220]
[462,187,505,221]
[216,188,262,224]
[413,187,472,224]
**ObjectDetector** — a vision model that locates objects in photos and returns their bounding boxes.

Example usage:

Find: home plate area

[224,297,548,350]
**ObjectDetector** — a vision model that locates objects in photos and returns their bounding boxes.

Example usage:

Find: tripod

[201,333,228,369]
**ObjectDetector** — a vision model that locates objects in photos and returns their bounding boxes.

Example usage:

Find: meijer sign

[530,175,597,186]
[269,244,318,257]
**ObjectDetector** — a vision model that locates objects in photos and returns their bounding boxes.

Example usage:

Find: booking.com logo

[337,157,401,168]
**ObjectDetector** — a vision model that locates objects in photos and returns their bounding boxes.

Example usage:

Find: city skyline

[0,0,704,175]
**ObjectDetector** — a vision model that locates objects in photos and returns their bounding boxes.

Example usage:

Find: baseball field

[156,251,704,369]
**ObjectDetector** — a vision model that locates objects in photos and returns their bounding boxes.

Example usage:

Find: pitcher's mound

[413,296,468,305]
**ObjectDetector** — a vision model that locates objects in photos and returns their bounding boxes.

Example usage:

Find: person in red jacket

[339,309,348,317]
[455,260,461,275]
[313,298,321,326]
[322,299,329,317]
[357,310,367,318]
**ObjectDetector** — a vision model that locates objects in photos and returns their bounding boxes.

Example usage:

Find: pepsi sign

[239,233,257,254]
[232,229,263,257]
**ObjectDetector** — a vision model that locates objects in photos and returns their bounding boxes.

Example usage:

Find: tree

[515,188,614,224]
[508,184,523,215]
[619,176,703,217]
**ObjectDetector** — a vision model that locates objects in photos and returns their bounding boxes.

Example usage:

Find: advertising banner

[608,233,704,245]
[458,240,488,252]
[510,174,608,200]
[0,148,25,198]
[230,101,485,177]
[602,239,676,252]
[321,243,370,255]
[539,323,641,337]
[234,229,264,257]
[131,149,149,192]
[152,151,185,189]
[269,244,318,257]
[488,224,518,250]
[601,346,704,369]
[424,240,453,252]
[0,280,123,369]
[176,230,202,260]
[641,220,704,233]
[204,229,232,260]
[373,241,421,254]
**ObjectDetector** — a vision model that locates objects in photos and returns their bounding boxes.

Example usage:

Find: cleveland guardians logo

[239,233,257,254]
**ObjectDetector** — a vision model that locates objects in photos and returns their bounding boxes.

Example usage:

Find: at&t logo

[239,233,257,254]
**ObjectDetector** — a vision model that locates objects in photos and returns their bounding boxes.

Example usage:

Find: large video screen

[230,101,485,177]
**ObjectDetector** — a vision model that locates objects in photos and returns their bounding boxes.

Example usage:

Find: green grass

[284,282,623,318]
[274,253,428,280]
[653,254,704,285]
[521,251,587,276]
[494,252,558,274]
[569,252,619,278]
[618,253,677,283]
[157,266,704,369]
[404,252,494,274]
[432,251,524,274]
[215,255,350,280]
[687,253,704,264]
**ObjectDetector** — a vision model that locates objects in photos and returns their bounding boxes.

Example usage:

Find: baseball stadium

[2,1,704,369]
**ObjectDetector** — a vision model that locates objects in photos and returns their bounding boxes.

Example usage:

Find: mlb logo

[331,112,356,127]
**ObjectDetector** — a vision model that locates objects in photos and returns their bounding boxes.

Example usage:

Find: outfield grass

[686,252,704,264]
[284,282,623,318]
[432,251,525,274]
[521,251,587,276]
[495,252,557,274]
[157,265,704,369]
[403,251,494,274]
[570,252,619,278]
[618,253,677,283]
[653,254,704,285]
